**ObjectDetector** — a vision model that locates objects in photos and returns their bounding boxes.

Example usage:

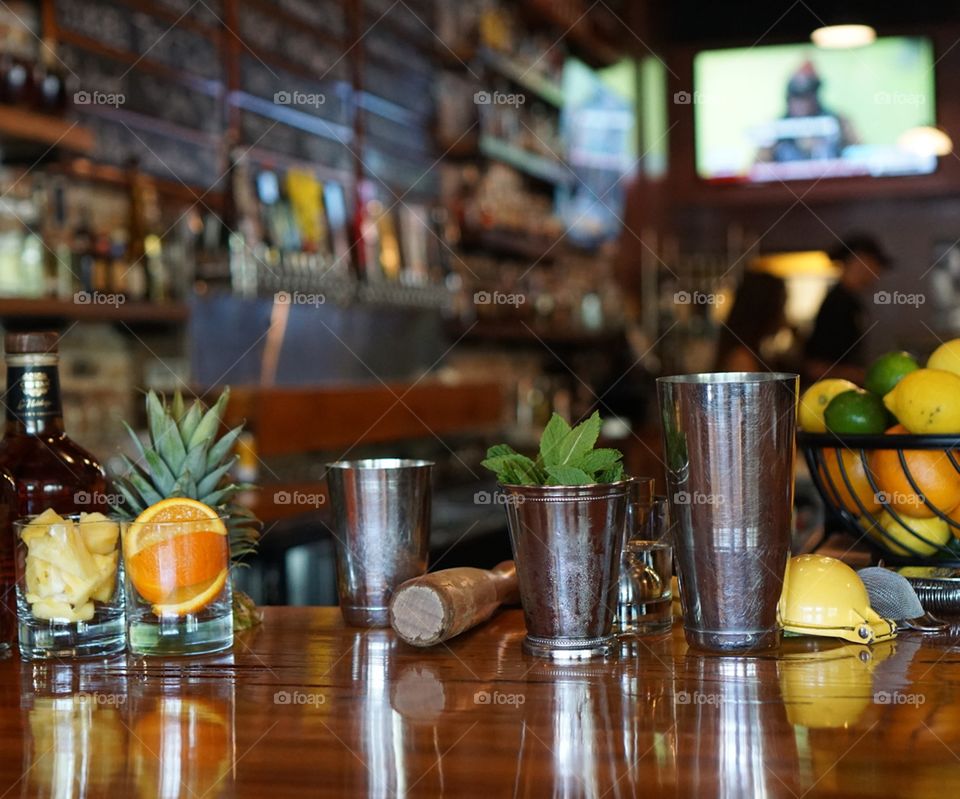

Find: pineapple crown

[115,387,260,563]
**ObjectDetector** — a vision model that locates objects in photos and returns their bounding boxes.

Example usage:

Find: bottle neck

[4,353,64,436]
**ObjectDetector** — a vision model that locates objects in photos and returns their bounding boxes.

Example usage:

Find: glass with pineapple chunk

[121,498,232,656]
[14,509,125,659]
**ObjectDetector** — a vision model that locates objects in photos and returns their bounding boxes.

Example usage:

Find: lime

[864,351,919,397]
[824,389,888,435]
[927,338,960,376]
[798,379,858,432]
[883,368,960,434]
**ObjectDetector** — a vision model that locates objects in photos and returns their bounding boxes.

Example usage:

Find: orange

[127,532,228,604]
[124,498,229,615]
[868,425,960,518]
[818,448,880,516]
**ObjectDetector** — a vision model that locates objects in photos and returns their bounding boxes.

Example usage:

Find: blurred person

[804,234,891,384]
[755,60,860,164]
[714,271,789,372]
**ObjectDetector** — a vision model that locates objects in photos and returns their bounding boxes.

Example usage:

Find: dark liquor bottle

[0,331,108,517]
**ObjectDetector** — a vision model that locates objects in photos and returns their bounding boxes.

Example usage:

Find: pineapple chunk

[25,524,98,581]
[31,599,95,623]
[78,513,119,555]
[90,551,119,602]
[24,558,67,598]
[20,509,67,545]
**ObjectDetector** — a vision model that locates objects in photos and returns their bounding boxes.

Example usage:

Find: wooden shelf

[0,107,94,154]
[449,318,623,347]
[0,297,189,324]
[51,159,225,210]
[460,226,560,262]
[480,47,564,108]
[478,134,574,186]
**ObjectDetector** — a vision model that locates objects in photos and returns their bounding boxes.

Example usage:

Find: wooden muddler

[389,561,518,647]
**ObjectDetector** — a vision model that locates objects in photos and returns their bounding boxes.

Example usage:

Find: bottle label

[5,365,62,422]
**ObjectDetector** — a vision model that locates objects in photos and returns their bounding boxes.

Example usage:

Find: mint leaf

[548,411,601,470]
[481,453,543,485]
[546,465,594,486]
[539,413,572,468]
[578,448,622,475]
[486,443,518,459]
[596,462,625,483]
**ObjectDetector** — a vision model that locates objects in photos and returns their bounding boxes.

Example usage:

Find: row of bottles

[0,163,177,303]
[0,330,107,651]
[0,3,68,114]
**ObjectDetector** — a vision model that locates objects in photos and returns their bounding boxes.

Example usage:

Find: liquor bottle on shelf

[0,331,108,518]
[35,38,67,114]
[71,210,95,294]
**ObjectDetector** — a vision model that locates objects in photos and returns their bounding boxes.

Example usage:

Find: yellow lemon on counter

[869,511,951,556]
[927,338,960,377]
[799,378,859,432]
[883,368,960,434]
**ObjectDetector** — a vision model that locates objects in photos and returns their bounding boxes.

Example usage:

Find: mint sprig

[481,412,625,486]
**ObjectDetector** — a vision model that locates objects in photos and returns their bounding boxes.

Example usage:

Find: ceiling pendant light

[811,23,876,49]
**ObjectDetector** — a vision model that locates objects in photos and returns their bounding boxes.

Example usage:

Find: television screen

[693,36,937,183]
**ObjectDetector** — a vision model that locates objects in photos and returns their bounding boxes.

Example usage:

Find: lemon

[799,379,858,432]
[883,368,960,434]
[869,511,950,556]
[928,339,960,376]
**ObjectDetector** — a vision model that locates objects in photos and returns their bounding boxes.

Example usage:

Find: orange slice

[128,531,229,604]
[152,568,228,617]
[126,498,227,558]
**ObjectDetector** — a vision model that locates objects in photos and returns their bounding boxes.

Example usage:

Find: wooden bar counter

[2,607,959,797]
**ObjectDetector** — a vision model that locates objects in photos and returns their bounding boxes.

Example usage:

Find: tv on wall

[693,36,937,183]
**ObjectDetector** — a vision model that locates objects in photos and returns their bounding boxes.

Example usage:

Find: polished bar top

[2,607,959,798]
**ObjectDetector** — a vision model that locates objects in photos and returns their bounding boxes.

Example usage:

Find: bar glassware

[617,495,673,635]
[657,372,798,652]
[14,514,125,659]
[326,458,433,627]
[122,515,233,656]
[501,479,631,660]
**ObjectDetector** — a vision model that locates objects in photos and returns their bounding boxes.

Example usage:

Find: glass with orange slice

[122,498,233,655]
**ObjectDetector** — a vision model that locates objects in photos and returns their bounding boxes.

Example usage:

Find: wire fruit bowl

[799,432,960,565]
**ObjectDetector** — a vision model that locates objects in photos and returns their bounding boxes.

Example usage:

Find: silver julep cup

[657,372,798,652]
[326,459,433,627]
[502,479,631,660]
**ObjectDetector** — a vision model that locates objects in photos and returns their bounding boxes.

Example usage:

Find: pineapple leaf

[188,388,230,451]
[119,457,165,507]
[206,425,244,471]
[182,440,208,486]
[142,448,177,496]
[146,391,167,448]
[201,484,243,507]
[171,391,185,422]
[178,401,203,447]
[156,415,187,474]
[121,420,148,463]
[113,481,146,519]
[197,455,237,497]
